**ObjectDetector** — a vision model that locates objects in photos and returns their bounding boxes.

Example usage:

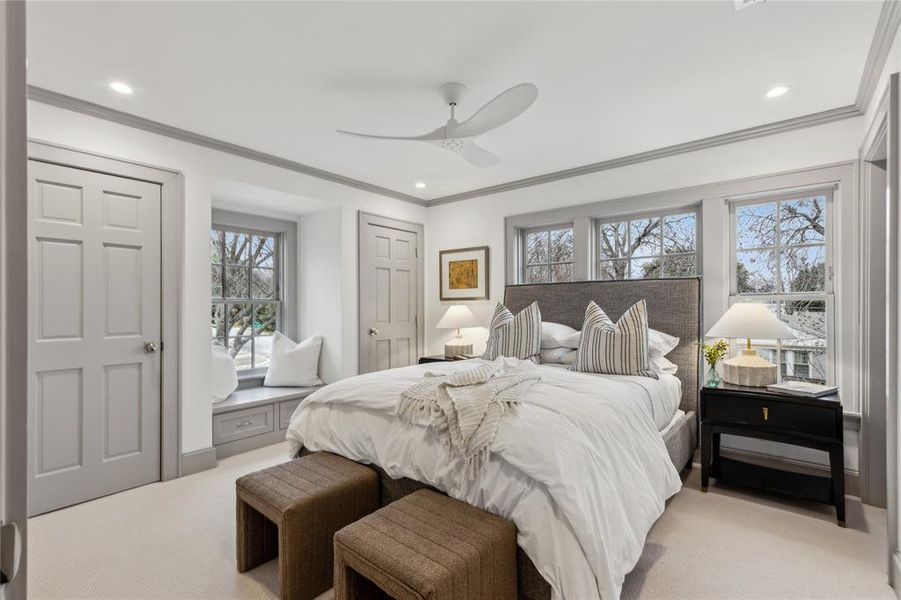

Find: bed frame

[302,277,702,600]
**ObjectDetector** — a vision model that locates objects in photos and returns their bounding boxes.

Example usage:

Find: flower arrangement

[703,339,729,367]
[703,339,729,387]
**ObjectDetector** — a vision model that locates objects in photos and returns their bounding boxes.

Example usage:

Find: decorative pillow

[541,321,578,349]
[482,301,542,363]
[264,332,324,387]
[649,328,679,357]
[571,300,657,378]
[211,341,238,402]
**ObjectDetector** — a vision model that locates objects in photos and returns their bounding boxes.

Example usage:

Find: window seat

[212,385,321,459]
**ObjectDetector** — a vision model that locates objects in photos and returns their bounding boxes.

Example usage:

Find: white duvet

[286,359,682,600]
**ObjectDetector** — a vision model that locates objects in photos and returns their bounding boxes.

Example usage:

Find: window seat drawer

[213,405,275,445]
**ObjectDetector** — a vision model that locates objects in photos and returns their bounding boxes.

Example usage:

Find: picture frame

[439,246,490,301]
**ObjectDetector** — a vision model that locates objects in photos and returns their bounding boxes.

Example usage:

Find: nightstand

[418,355,468,364]
[700,383,845,526]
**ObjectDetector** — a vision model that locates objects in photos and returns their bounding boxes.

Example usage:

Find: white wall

[27,101,426,453]
[300,207,344,383]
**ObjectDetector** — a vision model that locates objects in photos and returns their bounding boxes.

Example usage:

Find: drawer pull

[236,420,254,428]
[762,407,768,421]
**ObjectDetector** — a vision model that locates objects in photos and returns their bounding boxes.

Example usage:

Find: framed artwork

[439,246,489,301]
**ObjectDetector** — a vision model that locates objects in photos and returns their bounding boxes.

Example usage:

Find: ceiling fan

[337,82,538,167]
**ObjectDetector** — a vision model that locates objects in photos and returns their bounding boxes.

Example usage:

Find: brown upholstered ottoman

[333,489,517,600]
[236,452,379,600]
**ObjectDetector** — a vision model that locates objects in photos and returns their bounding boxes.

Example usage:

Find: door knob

[144,342,160,353]
[368,328,379,336]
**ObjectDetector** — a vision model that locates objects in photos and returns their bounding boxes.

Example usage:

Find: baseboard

[891,551,901,596]
[180,446,218,476]
[719,447,860,498]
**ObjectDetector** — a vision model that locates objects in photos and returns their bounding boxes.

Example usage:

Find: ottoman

[333,489,517,600]
[236,452,379,600]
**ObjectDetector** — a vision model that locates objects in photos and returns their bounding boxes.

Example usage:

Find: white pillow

[264,332,323,387]
[211,342,238,402]
[649,328,679,357]
[559,331,581,349]
[650,354,679,375]
[539,347,573,364]
[541,321,578,349]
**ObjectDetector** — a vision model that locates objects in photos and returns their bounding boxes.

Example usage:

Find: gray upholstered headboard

[503,278,702,413]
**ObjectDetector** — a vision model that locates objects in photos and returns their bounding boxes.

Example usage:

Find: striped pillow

[481,302,542,363]
[571,300,658,378]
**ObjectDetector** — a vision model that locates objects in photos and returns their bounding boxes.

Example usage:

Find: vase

[707,364,722,388]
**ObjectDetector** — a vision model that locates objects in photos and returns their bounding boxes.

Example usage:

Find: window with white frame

[210,226,281,372]
[597,210,698,279]
[522,225,574,283]
[729,190,833,384]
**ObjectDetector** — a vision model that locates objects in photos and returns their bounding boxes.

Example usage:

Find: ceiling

[26,1,883,202]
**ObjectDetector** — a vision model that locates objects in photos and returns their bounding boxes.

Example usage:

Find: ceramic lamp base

[722,349,778,387]
[444,339,473,358]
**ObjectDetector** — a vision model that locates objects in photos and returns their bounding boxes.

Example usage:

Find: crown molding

[856,0,901,112]
[427,104,862,205]
[28,0,898,208]
[26,86,428,207]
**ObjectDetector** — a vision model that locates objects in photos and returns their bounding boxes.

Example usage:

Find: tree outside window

[210,227,280,371]
[597,211,697,280]
[524,226,574,283]
[731,192,831,384]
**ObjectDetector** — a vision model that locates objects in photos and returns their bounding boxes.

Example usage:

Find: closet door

[27,160,162,516]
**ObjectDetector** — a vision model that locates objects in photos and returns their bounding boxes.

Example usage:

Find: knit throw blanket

[398,358,541,479]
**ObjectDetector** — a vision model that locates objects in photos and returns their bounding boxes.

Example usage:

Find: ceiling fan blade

[431,139,500,167]
[452,83,538,139]
[337,126,445,141]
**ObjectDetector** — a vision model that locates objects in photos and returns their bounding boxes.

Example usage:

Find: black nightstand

[418,355,468,364]
[700,383,845,526]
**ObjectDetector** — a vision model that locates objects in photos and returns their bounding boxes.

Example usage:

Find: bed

[288,278,701,600]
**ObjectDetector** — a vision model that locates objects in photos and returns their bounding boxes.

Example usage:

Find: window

[523,225,574,283]
[729,191,832,384]
[210,227,281,372]
[597,211,697,279]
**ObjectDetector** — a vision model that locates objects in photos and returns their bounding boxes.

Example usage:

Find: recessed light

[415,182,427,189]
[765,85,789,99]
[109,81,133,95]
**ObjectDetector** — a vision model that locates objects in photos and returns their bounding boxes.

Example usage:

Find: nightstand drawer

[704,394,837,437]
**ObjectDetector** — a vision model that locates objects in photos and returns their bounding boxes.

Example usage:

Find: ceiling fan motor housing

[439,82,467,106]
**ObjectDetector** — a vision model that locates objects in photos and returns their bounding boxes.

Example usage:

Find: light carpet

[28,442,894,599]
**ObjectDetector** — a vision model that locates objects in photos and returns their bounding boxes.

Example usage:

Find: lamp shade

[706,303,794,340]
[436,304,480,329]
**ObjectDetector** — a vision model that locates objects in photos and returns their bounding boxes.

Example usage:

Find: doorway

[358,212,424,374]
[25,141,182,515]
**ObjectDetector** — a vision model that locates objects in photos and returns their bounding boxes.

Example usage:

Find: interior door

[359,214,421,374]
[27,160,162,516]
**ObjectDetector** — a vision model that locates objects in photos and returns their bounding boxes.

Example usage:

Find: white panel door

[360,216,420,374]
[27,160,162,516]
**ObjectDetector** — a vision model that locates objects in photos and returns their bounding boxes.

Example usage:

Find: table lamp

[706,303,794,387]
[437,304,481,357]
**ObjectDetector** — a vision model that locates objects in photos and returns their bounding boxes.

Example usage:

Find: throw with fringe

[398,358,541,479]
